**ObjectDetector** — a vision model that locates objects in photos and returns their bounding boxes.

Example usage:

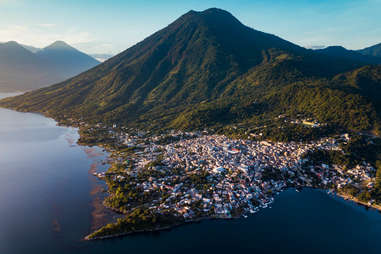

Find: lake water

[0,93,380,254]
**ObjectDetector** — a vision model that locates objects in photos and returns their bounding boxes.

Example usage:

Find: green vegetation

[77,126,117,146]
[261,167,284,181]
[303,135,381,204]
[341,135,381,165]
[259,123,337,142]
[103,169,162,212]
[374,162,381,201]
[303,149,351,168]
[1,9,380,140]
[2,8,381,240]
[86,208,183,239]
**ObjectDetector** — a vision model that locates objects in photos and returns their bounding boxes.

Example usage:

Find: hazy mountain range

[1,8,381,135]
[310,44,381,59]
[316,46,381,65]
[358,43,381,58]
[0,41,99,92]
[20,43,114,62]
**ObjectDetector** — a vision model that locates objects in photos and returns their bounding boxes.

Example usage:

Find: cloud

[38,23,56,28]
[0,0,21,6]
[306,45,326,50]
[0,25,29,41]
[73,41,116,54]
[0,21,121,54]
[0,24,96,50]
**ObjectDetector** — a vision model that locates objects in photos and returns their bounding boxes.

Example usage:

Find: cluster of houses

[95,130,377,221]
[333,163,376,190]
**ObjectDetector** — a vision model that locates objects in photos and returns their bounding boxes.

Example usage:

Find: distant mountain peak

[45,41,75,51]
[0,41,34,54]
[324,46,347,51]
[4,41,20,46]
[0,39,99,92]
[316,45,381,65]
[2,41,25,49]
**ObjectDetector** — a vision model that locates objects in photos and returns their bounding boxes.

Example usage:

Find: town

[82,125,379,239]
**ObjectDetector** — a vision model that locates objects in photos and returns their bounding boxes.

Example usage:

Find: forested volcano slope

[1,8,380,134]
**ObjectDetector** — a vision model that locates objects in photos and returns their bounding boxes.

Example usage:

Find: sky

[0,0,380,55]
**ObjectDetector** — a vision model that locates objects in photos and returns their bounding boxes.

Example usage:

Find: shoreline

[83,215,239,241]
[84,187,381,241]
[1,106,379,241]
[336,193,381,212]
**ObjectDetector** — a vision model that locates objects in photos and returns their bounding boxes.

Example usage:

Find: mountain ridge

[36,40,99,79]
[358,43,381,58]
[44,40,75,50]
[1,8,380,135]
[0,41,60,92]
[0,40,99,92]
[316,45,381,65]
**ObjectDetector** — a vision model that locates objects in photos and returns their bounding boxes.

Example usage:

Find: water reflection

[0,93,380,254]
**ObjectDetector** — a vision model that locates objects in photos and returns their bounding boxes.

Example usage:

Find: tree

[375,161,381,194]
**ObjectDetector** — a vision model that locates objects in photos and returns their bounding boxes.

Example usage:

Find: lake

[0,93,380,254]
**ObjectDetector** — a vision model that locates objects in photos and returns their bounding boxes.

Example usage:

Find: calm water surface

[0,93,380,254]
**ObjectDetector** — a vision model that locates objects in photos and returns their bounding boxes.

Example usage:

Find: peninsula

[73,120,381,240]
[0,8,380,240]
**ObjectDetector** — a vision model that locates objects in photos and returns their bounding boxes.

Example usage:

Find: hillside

[358,43,381,58]
[36,41,100,78]
[0,41,99,92]
[0,41,60,92]
[316,46,381,65]
[1,8,380,135]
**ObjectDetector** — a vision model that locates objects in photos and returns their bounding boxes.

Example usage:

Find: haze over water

[0,93,380,254]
